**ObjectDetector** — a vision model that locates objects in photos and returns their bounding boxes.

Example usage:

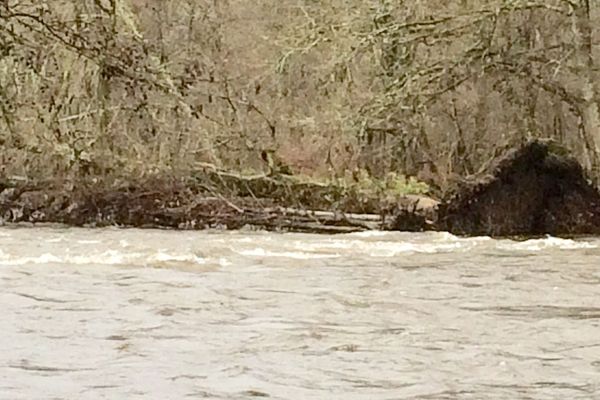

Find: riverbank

[0,167,437,234]
[4,1,600,237]
[2,141,600,236]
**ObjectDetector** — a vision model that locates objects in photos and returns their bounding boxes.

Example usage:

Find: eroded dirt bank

[438,140,600,236]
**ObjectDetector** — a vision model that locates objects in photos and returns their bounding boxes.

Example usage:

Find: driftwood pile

[0,170,436,233]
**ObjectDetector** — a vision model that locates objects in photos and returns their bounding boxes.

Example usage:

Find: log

[243,207,386,232]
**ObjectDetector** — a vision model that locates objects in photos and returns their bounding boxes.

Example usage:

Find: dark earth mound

[437,140,600,236]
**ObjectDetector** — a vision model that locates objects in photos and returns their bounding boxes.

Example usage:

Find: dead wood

[0,172,435,233]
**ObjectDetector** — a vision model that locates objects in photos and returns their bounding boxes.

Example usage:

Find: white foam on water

[66,250,143,265]
[218,257,232,267]
[345,230,391,238]
[0,250,62,265]
[235,247,341,259]
[295,237,476,257]
[496,236,597,251]
[433,232,492,243]
[234,234,484,260]
[0,248,209,267]
[357,241,467,257]
[150,251,206,264]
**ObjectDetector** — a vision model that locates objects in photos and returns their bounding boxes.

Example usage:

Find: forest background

[1,0,600,194]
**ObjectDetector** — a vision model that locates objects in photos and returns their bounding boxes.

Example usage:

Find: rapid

[1,227,599,399]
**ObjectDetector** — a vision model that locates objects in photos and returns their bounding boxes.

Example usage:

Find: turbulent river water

[1,227,600,399]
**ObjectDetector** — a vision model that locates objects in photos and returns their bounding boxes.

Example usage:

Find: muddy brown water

[1,227,600,399]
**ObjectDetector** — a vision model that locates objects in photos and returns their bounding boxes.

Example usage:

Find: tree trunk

[574,0,600,180]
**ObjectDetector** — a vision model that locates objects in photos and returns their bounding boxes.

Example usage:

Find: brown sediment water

[1,227,599,399]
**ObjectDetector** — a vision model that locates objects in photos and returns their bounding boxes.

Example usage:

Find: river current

[1,227,599,399]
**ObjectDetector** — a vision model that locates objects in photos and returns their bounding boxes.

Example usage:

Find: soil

[437,140,600,236]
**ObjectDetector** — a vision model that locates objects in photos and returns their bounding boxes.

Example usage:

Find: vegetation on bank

[0,167,433,232]
[2,1,600,191]
[1,1,600,236]
[5,139,600,236]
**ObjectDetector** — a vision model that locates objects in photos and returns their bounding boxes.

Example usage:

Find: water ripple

[1,227,599,399]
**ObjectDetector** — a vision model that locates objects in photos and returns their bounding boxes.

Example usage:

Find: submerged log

[438,140,600,236]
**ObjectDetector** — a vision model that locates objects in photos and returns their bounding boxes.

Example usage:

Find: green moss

[545,141,570,157]
[346,170,429,197]
[187,166,429,214]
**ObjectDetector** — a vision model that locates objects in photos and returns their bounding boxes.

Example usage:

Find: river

[1,227,599,399]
